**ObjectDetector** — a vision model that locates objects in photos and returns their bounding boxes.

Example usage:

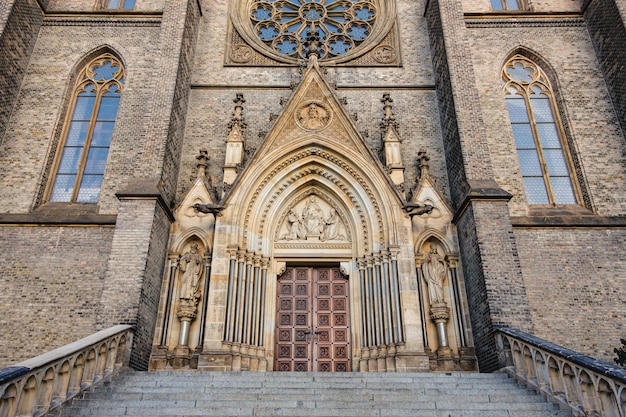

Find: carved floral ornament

[229,0,398,65]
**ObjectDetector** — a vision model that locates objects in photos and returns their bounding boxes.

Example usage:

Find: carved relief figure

[302,195,324,235]
[287,209,304,240]
[423,243,446,305]
[278,195,350,242]
[178,242,203,300]
[297,102,330,130]
[321,208,341,241]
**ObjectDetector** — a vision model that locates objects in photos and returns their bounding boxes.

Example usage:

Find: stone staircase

[55,371,572,417]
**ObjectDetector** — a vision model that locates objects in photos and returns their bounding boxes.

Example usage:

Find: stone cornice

[43,13,162,27]
[465,12,585,28]
[451,181,513,225]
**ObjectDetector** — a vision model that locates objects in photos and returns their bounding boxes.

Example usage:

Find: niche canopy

[233,0,396,64]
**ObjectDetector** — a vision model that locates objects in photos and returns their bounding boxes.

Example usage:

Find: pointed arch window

[502,55,578,205]
[48,54,124,203]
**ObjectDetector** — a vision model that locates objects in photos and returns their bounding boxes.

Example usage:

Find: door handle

[304,329,320,341]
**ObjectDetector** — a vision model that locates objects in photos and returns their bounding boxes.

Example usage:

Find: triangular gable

[224,58,399,204]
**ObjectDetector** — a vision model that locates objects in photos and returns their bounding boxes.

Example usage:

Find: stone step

[56,371,572,417]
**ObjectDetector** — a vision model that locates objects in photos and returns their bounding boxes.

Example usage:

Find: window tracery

[48,54,125,204]
[229,0,398,66]
[502,55,579,206]
[251,0,376,60]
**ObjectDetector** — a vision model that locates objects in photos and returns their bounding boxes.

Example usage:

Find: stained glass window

[250,0,377,60]
[502,56,578,205]
[49,54,124,204]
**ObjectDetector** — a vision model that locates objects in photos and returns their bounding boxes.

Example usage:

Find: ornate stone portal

[149,57,476,373]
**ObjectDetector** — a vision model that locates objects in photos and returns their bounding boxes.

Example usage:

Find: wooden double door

[275,267,351,372]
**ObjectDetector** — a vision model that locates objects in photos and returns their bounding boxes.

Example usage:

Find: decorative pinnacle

[380,93,399,133]
[196,149,209,179]
[304,22,321,59]
[228,93,247,131]
[417,148,430,179]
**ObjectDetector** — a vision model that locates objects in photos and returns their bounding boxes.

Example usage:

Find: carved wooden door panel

[275,267,351,372]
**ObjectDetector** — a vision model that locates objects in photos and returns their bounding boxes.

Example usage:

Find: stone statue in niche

[178,242,203,301]
[279,195,347,242]
[423,243,446,305]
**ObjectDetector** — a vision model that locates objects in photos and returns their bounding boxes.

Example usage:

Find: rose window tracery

[250,0,377,60]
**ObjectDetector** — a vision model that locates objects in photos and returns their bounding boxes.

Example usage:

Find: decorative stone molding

[242,147,386,252]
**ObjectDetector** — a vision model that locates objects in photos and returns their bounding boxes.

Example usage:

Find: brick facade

[0,0,624,370]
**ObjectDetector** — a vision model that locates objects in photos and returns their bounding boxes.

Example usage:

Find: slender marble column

[357,259,368,347]
[250,256,261,346]
[233,250,246,343]
[224,246,238,341]
[381,252,393,345]
[197,255,212,349]
[390,247,404,343]
[160,257,178,346]
[242,253,254,344]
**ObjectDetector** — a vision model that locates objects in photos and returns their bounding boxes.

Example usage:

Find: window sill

[0,203,116,226]
[511,206,626,228]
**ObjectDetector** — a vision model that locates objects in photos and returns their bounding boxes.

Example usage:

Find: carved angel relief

[278,195,349,242]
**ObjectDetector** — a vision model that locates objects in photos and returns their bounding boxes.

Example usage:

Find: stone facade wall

[585,0,626,143]
[178,0,449,206]
[467,21,626,216]
[0,0,42,143]
[515,227,626,362]
[156,0,201,204]
[0,21,160,214]
[462,0,584,13]
[97,200,170,370]
[0,226,113,368]
[44,0,165,12]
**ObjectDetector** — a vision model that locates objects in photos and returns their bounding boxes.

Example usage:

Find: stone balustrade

[0,325,133,417]
[495,326,626,417]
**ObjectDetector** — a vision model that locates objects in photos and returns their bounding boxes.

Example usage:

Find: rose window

[250,0,377,60]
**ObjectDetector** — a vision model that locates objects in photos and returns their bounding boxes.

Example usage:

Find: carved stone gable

[257,61,377,160]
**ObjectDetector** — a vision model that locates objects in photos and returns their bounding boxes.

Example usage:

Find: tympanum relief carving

[277,194,350,243]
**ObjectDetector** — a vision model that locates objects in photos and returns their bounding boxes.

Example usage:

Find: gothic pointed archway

[191,60,431,372]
